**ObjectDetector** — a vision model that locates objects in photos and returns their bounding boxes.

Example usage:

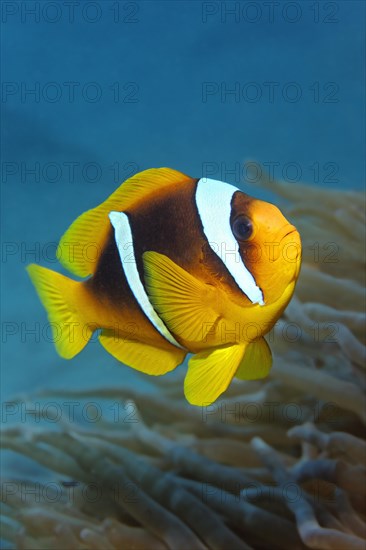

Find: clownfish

[27,168,301,405]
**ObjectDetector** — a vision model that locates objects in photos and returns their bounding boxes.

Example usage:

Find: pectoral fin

[99,330,186,375]
[235,337,272,380]
[184,344,246,406]
[143,251,221,345]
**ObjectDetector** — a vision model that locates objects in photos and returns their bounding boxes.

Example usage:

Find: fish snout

[277,225,302,281]
[281,225,301,258]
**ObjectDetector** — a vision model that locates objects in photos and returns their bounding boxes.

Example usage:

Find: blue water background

[1,1,365,429]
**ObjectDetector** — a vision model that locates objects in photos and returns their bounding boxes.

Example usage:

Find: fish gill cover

[1,171,365,550]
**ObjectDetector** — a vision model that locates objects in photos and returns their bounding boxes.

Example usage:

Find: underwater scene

[1,1,365,549]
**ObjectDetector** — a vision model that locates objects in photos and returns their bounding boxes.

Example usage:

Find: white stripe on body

[109,211,185,349]
[195,178,264,305]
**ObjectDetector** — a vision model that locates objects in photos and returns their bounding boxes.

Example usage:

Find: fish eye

[231,215,253,241]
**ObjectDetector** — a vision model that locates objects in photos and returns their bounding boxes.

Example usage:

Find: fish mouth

[281,224,298,240]
[278,224,302,265]
[280,224,301,249]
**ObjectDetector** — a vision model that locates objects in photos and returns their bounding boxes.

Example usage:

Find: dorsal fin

[57,168,193,278]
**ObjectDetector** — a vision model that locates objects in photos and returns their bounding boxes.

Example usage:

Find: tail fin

[26,264,96,359]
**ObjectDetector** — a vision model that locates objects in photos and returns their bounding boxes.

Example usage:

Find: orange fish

[27,168,301,405]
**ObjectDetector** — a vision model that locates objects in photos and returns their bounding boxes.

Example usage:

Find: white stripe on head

[195,178,264,305]
[109,211,185,349]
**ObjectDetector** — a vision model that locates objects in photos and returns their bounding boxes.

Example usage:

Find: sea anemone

[1,170,365,549]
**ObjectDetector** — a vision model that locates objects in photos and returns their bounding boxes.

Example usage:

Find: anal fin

[99,330,186,375]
